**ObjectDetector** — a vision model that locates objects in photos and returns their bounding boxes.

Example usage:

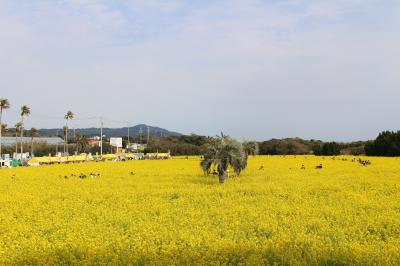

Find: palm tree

[64,111,74,154]
[0,98,10,157]
[75,133,88,154]
[14,122,22,155]
[200,134,248,184]
[20,105,31,155]
[1,123,7,155]
[243,141,259,156]
[62,125,68,154]
[29,127,38,157]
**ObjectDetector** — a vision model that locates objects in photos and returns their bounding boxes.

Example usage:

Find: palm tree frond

[200,134,248,183]
[21,105,31,117]
[0,99,10,109]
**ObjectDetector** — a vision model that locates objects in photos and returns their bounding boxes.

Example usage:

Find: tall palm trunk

[66,128,68,154]
[219,170,228,184]
[31,137,34,157]
[0,108,2,158]
[63,111,74,155]
[65,122,68,154]
[15,131,18,155]
[20,117,24,155]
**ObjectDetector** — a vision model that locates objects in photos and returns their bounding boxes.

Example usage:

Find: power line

[74,116,101,121]
[8,108,61,120]
[103,117,128,125]
[6,109,139,134]
[8,108,101,122]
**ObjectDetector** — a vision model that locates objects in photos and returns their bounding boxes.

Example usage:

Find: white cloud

[0,0,399,140]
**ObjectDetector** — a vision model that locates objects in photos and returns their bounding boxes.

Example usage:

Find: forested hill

[38,124,182,137]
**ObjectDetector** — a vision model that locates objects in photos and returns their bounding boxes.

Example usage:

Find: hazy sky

[0,0,399,141]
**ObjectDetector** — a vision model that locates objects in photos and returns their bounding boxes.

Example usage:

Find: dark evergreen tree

[365,131,400,156]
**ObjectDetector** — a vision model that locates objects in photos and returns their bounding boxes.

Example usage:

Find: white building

[0,159,11,168]
[0,137,65,146]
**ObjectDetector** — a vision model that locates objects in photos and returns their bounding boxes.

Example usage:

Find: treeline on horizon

[146,131,400,157]
[1,130,399,157]
[145,135,363,156]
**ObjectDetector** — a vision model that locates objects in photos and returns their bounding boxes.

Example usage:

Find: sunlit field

[0,156,399,265]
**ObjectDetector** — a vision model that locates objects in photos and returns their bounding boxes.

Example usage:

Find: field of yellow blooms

[0,156,399,265]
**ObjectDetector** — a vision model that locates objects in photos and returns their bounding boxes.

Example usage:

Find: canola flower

[0,156,399,265]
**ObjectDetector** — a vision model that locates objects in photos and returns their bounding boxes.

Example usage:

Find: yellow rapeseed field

[0,156,399,265]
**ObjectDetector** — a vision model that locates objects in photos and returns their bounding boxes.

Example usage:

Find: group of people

[61,173,101,179]
[356,159,372,166]
[300,164,323,170]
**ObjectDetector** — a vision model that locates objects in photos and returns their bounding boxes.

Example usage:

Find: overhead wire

[5,109,139,133]
[7,108,103,123]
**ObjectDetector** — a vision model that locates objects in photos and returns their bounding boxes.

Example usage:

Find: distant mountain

[38,124,182,138]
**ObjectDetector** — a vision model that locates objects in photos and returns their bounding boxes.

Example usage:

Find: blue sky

[0,0,399,141]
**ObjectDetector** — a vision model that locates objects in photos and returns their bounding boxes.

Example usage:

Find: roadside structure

[145,152,171,160]
[0,136,65,146]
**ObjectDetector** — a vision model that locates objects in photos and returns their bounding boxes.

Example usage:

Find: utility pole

[63,126,68,156]
[100,117,103,156]
[56,129,59,154]
[74,128,77,155]
[139,127,143,145]
[127,123,130,149]
[147,126,150,144]
[15,129,18,156]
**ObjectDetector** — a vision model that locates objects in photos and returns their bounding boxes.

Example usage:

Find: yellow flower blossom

[0,156,399,265]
